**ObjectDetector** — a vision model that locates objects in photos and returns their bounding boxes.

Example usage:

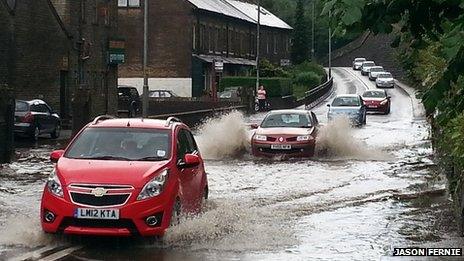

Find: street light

[328,9,332,79]
[142,0,149,118]
[311,0,315,61]
[256,0,261,93]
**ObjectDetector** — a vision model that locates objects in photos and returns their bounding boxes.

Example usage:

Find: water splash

[195,111,250,160]
[316,117,390,160]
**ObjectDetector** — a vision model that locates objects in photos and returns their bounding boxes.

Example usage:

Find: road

[1,67,463,260]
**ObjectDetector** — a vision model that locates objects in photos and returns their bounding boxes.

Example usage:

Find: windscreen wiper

[80,156,132,161]
[135,156,167,161]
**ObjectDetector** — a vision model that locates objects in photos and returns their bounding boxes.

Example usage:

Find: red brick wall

[118,0,193,78]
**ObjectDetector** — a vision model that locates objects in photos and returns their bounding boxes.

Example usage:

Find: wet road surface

[1,67,463,260]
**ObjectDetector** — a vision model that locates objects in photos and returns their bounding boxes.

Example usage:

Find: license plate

[368,105,378,108]
[271,144,291,150]
[75,208,120,220]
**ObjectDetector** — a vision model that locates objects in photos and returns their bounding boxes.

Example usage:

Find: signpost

[109,40,125,64]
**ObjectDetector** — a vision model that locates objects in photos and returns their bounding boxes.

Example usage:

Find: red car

[251,110,319,158]
[361,90,391,115]
[41,116,208,237]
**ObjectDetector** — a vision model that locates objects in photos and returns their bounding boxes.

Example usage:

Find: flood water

[0,68,462,260]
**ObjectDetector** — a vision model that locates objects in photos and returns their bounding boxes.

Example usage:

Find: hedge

[219,77,293,97]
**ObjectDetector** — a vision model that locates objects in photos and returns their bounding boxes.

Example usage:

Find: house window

[229,29,234,54]
[118,0,140,7]
[199,25,205,51]
[274,34,277,54]
[215,27,220,52]
[193,24,197,50]
[266,34,270,54]
[208,26,212,53]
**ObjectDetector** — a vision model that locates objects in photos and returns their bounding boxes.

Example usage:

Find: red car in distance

[361,90,391,115]
[251,110,319,158]
[41,116,208,238]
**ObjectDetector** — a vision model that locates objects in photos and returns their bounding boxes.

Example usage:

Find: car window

[31,104,50,113]
[363,62,374,67]
[65,127,171,161]
[177,129,192,160]
[310,112,319,125]
[332,97,361,107]
[355,58,365,62]
[363,91,386,98]
[378,73,392,78]
[118,88,131,97]
[149,91,159,98]
[130,88,139,97]
[164,92,172,98]
[15,101,29,112]
[370,68,383,72]
[185,130,198,153]
[261,113,312,128]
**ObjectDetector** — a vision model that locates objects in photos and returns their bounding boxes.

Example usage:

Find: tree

[291,0,310,65]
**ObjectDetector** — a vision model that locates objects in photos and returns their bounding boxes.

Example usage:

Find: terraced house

[118,0,292,97]
[0,0,120,131]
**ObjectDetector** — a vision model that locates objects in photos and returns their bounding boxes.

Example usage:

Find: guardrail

[297,77,334,109]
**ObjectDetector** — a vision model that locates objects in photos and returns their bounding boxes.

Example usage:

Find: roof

[91,118,182,129]
[187,0,292,30]
[267,109,311,115]
[188,0,255,23]
[193,54,256,66]
[226,0,292,30]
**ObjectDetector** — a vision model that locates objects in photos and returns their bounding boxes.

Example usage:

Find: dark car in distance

[118,85,141,118]
[14,99,61,141]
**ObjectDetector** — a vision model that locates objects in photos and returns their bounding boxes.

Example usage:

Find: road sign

[214,60,224,72]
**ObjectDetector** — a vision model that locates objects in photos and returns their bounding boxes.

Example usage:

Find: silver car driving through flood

[368,66,385,80]
[376,72,395,88]
[352,57,366,70]
[327,95,367,126]
[361,61,376,75]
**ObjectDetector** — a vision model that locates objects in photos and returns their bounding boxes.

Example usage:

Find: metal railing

[296,77,334,109]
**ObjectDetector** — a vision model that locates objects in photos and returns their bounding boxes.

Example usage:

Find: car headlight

[137,169,169,200]
[380,99,388,105]
[297,135,312,141]
[47,168,63,198]
[254,134,267,141]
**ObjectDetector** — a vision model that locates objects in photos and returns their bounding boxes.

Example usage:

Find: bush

[293,71,321,88]
[219,77,293,97]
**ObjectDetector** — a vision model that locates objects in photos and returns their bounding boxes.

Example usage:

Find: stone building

[0,0,120,130]
[118,0,292,97]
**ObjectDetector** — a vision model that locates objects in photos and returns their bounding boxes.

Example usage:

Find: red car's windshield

[65,127,171,161]
[261,113,312,128]
[363,91,386,98]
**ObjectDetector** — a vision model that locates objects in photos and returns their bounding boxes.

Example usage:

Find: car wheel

[51,123,61,139]
[254,103,259,112]
[31,126,39,142]
[170,199,181,227]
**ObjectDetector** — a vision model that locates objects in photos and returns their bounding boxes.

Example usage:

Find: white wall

[118,78,193,97]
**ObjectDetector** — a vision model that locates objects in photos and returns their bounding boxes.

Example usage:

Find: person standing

[257,85,267,111]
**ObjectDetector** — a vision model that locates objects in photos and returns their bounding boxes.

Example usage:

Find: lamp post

[328,9,332,79]
[142,0,149,118]
[311,0,315,61]
[256,0,261,93]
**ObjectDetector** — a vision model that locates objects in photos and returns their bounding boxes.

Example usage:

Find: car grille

[286,137,297,142]
[260,148,304,154]
[59,217,139,234]
[266,137,277,142]
[70,192,130,207]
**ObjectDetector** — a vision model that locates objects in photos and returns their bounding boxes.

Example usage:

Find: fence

[0,84,14,163]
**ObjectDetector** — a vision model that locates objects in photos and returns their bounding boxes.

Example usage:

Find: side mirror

[250,123,259,129]
[387,96,391,99]
[178,153,201,168]
[326,104,331,107]
[50,150,65,163]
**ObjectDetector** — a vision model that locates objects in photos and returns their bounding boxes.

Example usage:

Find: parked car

[41,116,208,237]
[118,85,140,118]
[14,99,61,141]
[361,90,391,115]
[361,61,376,76]
[327,95,367,126]
[376,72,395,88]
[251,110,319,158]
[148,90,179,98]
[219,87,241,100]
[352,57,367,70]
[368,66,385,80]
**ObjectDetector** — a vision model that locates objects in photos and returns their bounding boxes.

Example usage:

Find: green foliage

[291,0,310,64]
[258,59,291,78]
[219,77,293,97]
